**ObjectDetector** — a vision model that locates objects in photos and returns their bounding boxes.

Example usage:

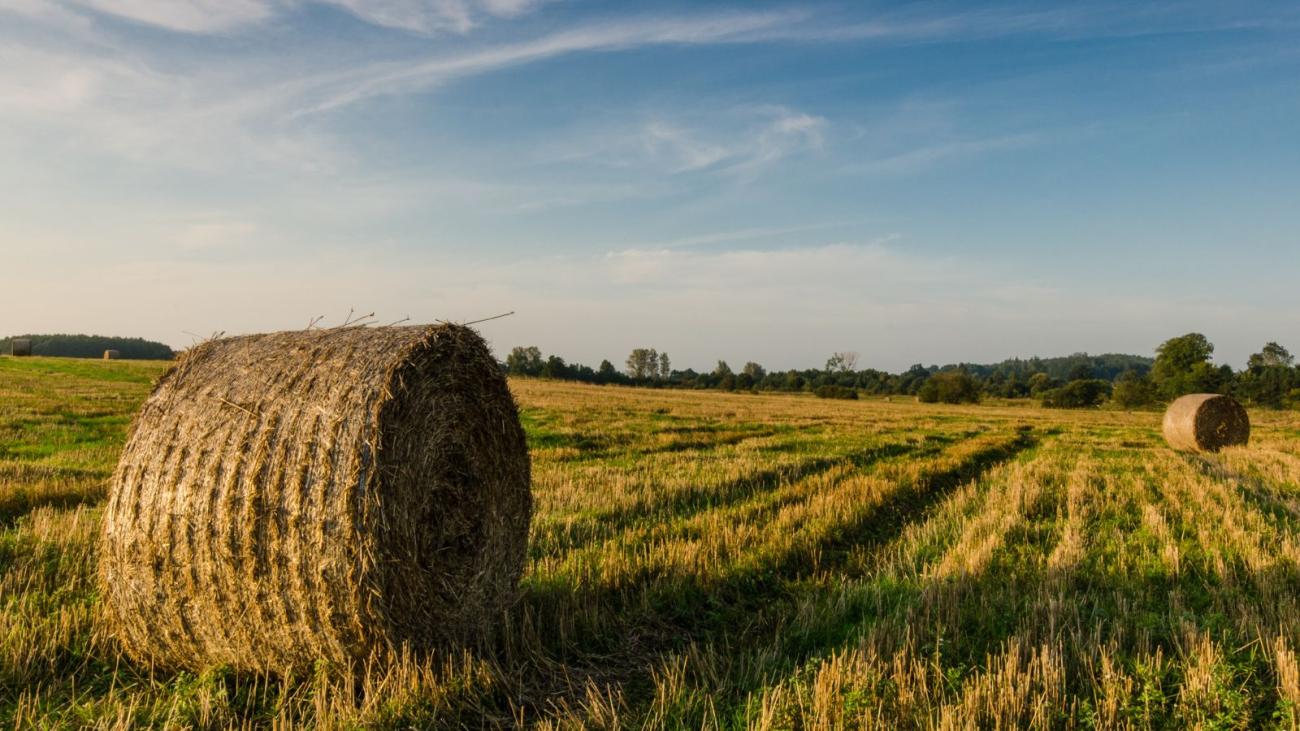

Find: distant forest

[2,334,174,360]
[506,334,1300,410]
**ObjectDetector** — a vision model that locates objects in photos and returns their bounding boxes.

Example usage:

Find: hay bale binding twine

[1162,393,1250,453]
[98,324,532,671]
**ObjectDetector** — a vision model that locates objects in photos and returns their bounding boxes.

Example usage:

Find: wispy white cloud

[61,0,275,34]
[316,0,550,35]
[0,0,96,34]
[846,133,1041,176]
[721,108,826,178]
[547,106,827,180]
[4,0,550,35]
[0,1,1240,163]
[0,11,829,182]
[479,0,540,19]
[746,3,1300,45]
[293,10,806,114]
[641,122,732,172]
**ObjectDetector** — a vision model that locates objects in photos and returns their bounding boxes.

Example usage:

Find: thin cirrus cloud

[0,6,818,132]
[1,2,1225,129]
[633,109,825,175]
[533,106,827,181]
[315,0,550,35]
[290,10,807,115]
[31,0,549,35]
[843,133,1043,176]
[58,0,275,33]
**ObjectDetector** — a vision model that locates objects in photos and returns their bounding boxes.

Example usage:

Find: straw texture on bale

[98,324,532,672]
[10,338,31,356]
[103,349,120,360]
[1162,393,1250,452]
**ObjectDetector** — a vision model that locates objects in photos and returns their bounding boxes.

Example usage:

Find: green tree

[1240,342,1295,407]
[742,362,766,379]
[1066,363,1094,382]
[658,352,672,380]
[713,360,733,378]
[784,370,806,391]
[597,360,619,383]
[1111,370,1156,409]
[541,355,568,379]
[506,346,543,376]
[917,371,981,404]
[1028,372,1056,396]
[625,348,660,380]
[1041,379,1110,408]
[814,385,857,400]
[1248,342,1293,370]
[897,364,931,395]
[1151,333,1217,399]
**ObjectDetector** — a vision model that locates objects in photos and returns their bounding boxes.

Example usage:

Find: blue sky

[1,1,1297,371]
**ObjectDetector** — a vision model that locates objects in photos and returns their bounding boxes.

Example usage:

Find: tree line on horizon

[1,334,174,360]
[505,334,1300,410]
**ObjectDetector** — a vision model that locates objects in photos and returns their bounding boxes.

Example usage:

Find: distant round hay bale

[102,349,120,360]
[11,338,31,357]
[98,324,532,672]
[1162,393,1250,453]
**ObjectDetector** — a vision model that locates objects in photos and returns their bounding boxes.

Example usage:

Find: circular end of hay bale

[1162,393,1250,453]
[98,324,531,671]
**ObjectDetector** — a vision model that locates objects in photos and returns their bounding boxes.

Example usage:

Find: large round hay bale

[98,324,532,672]
[11,338,31,356]
[102,349,120,360]
[1162,393,1250,452]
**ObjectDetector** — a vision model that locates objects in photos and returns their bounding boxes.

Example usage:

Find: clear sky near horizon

[1,1,1297,371]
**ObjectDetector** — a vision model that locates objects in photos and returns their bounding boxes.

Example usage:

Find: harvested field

[4,357,1300,728]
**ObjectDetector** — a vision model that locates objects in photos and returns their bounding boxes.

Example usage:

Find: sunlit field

[5,356,1300,728]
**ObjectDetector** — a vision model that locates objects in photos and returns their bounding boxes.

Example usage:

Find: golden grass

[4,360,1300,727]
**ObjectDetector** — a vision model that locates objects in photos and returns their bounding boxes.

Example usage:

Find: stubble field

[4,356,1300,728]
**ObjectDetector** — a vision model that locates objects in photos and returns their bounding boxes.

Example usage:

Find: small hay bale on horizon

[1162,393,1250,453]
[102,349,120,360]
[10,338,31,356]
[98,323,532,672]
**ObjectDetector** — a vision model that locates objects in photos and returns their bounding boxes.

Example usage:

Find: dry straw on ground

[98,324,532,672]
[1162,393,1250,452]
[11,338,31,356]
[102,349,120,360]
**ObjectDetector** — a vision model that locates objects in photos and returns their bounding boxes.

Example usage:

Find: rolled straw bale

[98,324,532,671]
[10,338,31,356]
[103,349,120,360]
[1162,393,1250,452]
